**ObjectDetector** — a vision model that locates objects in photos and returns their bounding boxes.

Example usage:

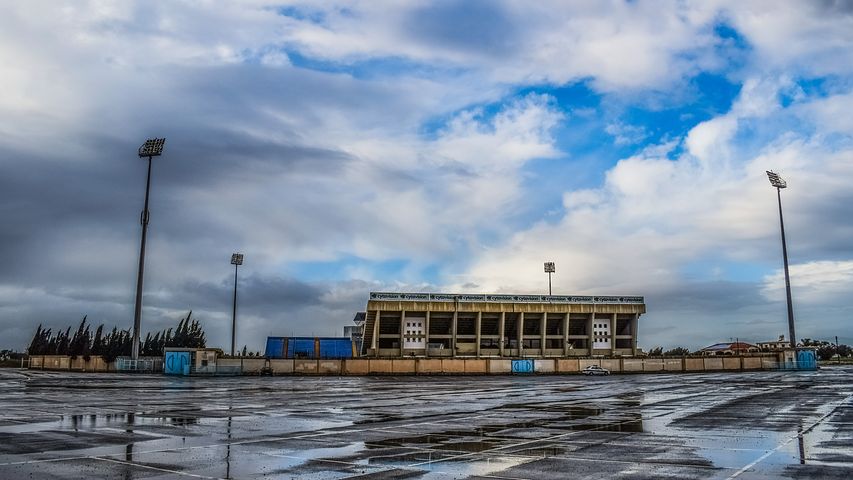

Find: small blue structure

[163,348,220,376]
[164,350,191,375]
[511,359,534,374]
[264,337,356,359]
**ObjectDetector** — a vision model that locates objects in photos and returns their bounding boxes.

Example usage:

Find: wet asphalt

[0,367,851,479]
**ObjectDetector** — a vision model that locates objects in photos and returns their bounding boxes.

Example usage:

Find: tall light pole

[131,138,165,361]
[766,170,797,349]
[230,253,244,357]
[544,262,555,296]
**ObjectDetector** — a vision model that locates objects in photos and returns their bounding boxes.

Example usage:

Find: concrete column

[540,312,547,357]
[518,312,525,357]
[424,311,431,358]
[372,310,380,357]
[611,313,617,356]
[475,311,482,357]
[563,313,570,356]
[499,311,506,357]
[587,311,595,355]
[632,313,639,356]
[400,310,406,357]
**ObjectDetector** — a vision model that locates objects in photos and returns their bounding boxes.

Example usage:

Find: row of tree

[27,311,206,362]
[646,341,852,359]
[801,338,852,361]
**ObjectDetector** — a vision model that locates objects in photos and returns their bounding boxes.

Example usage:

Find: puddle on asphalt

[0,412,200,435]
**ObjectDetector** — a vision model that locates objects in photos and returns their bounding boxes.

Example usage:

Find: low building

[757,335,792,351]
[699,341,759,356]
[361,292,645,358]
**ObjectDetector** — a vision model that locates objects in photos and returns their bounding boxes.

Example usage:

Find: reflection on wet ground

[0,367,851,478]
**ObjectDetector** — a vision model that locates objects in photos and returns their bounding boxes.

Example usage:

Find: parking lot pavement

[0,367,851,479]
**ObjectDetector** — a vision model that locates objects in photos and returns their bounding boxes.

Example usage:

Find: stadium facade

[361,292,646,358]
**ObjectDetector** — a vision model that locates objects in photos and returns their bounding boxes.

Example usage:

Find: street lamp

[131,138,165,361]
[766,170,797,349]
[544,262,555,296]
[230,253,244,357]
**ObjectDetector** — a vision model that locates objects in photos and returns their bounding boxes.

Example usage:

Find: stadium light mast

[131,138,165,361]
[230,253,244,357]
[766,170,797,349]
[544,262,555,296]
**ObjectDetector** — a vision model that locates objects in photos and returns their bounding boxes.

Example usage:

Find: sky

[1,0,852,352]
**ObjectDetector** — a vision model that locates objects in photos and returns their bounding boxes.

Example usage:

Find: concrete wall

[35,355,110,372]
[27,354,785,376]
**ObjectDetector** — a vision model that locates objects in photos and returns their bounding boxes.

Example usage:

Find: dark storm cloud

[149,274,326,315]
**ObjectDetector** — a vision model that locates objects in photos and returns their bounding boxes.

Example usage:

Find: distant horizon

[1,1,852,352]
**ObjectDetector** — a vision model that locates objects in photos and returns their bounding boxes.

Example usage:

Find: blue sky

[1,1,853,351]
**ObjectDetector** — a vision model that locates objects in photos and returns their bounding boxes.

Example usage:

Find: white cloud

[762,260,853,304]
[458,80,853,347]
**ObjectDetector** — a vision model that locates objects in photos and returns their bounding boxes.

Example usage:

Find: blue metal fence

[264,337,285,358]
[318,338,353,359]
[265,337,354,359]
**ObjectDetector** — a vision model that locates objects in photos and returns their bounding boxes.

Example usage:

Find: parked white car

[582,365,610,376]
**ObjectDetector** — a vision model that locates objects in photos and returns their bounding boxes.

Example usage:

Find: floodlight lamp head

[138,138,166,158]
[231,253,244,265]
[544,262,555,273]
[766,170,787,189]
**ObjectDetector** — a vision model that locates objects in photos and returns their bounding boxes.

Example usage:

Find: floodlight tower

[544,262,555,296]
[132,138,166,361]
[766,170,797,349]
[230,253,244,357]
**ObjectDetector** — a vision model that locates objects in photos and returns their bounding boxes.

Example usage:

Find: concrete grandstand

[361,292,646,358]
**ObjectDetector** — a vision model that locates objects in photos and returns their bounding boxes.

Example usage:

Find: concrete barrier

[685,358,704,371]
[417,359,443,374]
[26,354,786,376]
[622,358,644,372]
[293,359,318,374]
[342,359,368,375]
[441,359,466,374]
[318,360,342,375]
[556,358,580,373]
[270,359,294,374]
[704,357,724,370]
[243,358,267,373]
[601,359,621,373]
[534,359,556,374]
[488,359,512,374]
[743,357,762,370]
[368,359,393,375]
[44,355,70,370]
[643,359,664,372]
[464,359,488,374]
[722,357,741,370]
[578,359,601,371]
[663,358,683,371]
[392,359,416,374]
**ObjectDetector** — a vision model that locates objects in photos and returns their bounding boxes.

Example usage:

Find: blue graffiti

[797,350,817,370]
[511,359,534,374]
[164,351,190,375]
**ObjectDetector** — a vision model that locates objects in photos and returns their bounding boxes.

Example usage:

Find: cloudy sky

[2,0,852,352]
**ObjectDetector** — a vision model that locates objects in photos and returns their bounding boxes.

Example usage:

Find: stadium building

[361,292,645,358]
